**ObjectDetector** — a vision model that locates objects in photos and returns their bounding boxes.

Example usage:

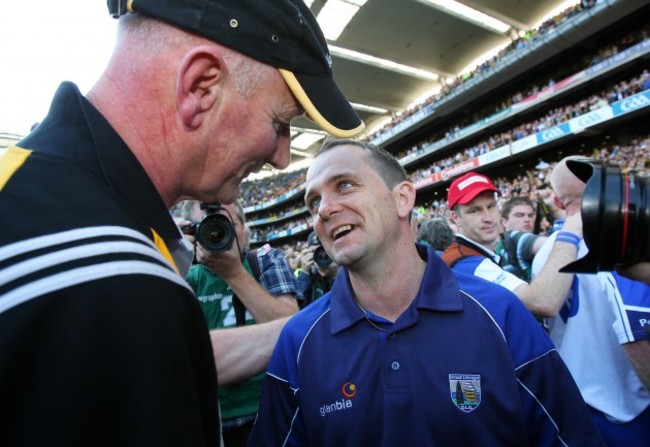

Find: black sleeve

[0,275,220,447]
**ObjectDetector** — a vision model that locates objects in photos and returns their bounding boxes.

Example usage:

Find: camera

[561,159,649,273]
[313,245,333,268]
[307,231,332,268]
[182,203,236,252]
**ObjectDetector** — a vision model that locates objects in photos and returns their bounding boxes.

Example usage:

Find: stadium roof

[274,0,607,177]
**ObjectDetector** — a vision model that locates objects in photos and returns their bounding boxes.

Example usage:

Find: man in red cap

[442,171,583,319]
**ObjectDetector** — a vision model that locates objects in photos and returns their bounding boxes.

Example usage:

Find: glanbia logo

[319,382,357,417]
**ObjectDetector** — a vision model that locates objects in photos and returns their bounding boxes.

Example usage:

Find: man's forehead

[510,204,534,214]
[463,190,497,206]
[306,148,348,181]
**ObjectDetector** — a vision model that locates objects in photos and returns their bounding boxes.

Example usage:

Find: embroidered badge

[449,374,481,413]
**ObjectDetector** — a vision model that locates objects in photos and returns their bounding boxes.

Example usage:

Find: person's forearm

[226,269,298,322]
[211,317,289,386]
[623,340,650,392]
[517,240,578,317]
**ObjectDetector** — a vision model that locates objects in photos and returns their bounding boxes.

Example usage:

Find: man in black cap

[0,1,363,445]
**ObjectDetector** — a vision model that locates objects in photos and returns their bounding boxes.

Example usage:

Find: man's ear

[394,181,416,219]
[450,208,460,226]
[176,45,224,130]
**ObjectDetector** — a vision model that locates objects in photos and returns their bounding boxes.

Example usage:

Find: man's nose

[268,138,291,170]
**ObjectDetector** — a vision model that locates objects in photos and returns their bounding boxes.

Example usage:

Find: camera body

[561,159,649,273]
[182,203,236,252]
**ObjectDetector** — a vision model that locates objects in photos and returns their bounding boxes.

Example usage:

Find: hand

[299,248,315,271]
[195,239,244,279]
[174,217,196,245]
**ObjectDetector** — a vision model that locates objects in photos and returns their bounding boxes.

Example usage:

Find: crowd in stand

[408,69,649,182]
[363,0,601,141]
[240,169,306,209]
[392,25,650,162]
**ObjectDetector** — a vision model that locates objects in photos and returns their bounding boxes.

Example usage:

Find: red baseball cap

[447,172,500,209]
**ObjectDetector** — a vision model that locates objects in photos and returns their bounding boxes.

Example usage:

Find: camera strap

[232,250,262,326]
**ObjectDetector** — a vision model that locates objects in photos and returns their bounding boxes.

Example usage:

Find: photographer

[532,156,650,445]
[180,200,300,447]
[296,232,339,307]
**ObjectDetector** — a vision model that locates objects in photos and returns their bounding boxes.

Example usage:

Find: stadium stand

[235,2,648,256]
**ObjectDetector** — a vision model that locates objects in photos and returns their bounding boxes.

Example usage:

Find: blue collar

[329,245,464,334]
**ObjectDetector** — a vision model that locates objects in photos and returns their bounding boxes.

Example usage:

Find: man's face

[199,67,304,204]
[502,204,535,232]
[451,191,501,249]
[304,145,400,270]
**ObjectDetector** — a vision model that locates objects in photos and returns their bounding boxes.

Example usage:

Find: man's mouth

[331,224,354,240]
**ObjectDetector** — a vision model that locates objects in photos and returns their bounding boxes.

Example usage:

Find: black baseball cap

[108,0,365,138]
[307,231,320,247]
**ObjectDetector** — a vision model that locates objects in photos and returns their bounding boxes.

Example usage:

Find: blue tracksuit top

[249,245,604,447]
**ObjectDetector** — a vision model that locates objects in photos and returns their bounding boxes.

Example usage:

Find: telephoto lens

[561,159,649,273]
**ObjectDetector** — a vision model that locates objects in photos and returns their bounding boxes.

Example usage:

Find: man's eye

[274,122,290,135]
[339,181,352,191]
[309,197,321,210]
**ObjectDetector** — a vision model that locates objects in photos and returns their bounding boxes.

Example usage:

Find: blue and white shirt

[250,245,603,446]
[532,232,650,422]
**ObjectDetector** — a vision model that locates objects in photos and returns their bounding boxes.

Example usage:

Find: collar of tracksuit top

[326,244,465,335]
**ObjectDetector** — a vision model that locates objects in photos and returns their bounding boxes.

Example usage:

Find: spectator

[442,171,582,318]
[497,196,548,282]
[249,139,604,446]
[0,1,362,446]
[532,157,650,445]
[181,200,300,446]
[417,217,454,254]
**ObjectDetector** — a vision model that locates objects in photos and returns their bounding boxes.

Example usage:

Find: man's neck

[455,234,500,264]
[349,241,426,322]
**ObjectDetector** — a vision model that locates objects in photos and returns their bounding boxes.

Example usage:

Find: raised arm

[515,212,581,317]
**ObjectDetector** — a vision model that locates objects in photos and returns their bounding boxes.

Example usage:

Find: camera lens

[313,245,333,267]
[196,213,235,252]
[561,159,649,273]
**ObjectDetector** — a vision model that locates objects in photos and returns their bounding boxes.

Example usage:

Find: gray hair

[417,218,454,252]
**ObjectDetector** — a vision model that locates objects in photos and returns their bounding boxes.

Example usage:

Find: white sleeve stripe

[460,290,507,341]
[626,304,650,312]
[0,226,156,262]
[0,240,172,289]
[0,260,192,315]
[517,379,569,447]
[296,309,330,364]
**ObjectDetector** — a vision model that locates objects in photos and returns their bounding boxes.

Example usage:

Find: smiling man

[249,139,604,446]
